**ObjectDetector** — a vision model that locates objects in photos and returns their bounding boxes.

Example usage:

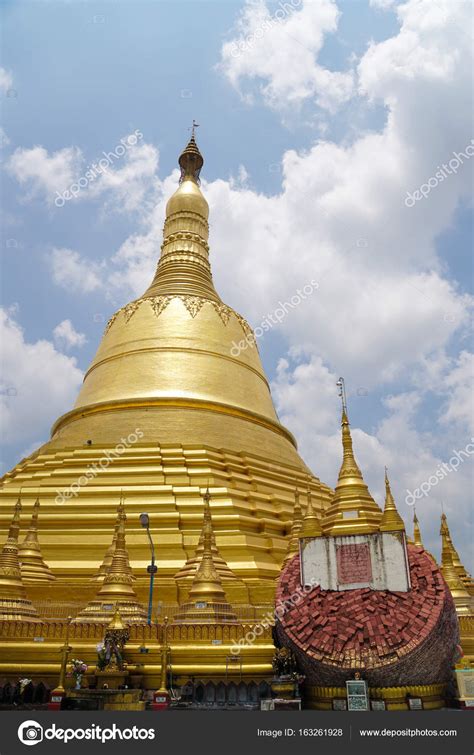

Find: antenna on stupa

[189,119,200,138]
[336,377,348,415]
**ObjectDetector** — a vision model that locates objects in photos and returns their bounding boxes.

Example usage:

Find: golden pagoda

[18,499,56,583]
[282,490,304,564]
[0,129,331,608]
[73,504,147,624]
[322,407,382,536]
[173,490,237,623]
[379,469,405,532]
[0,500,40,622]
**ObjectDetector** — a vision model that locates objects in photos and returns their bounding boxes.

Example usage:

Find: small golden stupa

[379,469,405,532]
[173,490,237,623]
[300,485,322,539]
[18,499,56,583]
[74,504,147,624]
[282,490,304,564]
[0,500,40,621]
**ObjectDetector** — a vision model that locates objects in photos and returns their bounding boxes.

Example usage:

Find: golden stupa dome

[50,130,299,465]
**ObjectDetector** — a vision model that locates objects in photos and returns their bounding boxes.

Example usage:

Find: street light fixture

[140,513,157,626]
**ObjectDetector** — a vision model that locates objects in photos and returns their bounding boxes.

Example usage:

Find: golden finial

[300,482,322,538]
[179,123,203,183]
[380,468,405,532]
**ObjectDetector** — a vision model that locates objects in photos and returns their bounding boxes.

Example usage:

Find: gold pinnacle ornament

[300,485,322,539]
[91,498,135,582]
[18,499,56,582]
[0,499,40,622]
[379,469,405,532]
[174,490,237,623]
[283,490,304,564]
[413,508,423,547]
[74,503,147,624]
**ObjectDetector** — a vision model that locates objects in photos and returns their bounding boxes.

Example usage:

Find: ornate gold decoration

[0,499,40,622]
[18,498,56,582]
[379,469,405,532]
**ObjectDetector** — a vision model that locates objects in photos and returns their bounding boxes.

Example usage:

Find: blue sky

[1,0,473,569]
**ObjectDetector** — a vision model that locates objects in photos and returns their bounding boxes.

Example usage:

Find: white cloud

[0,67,13,93]
[219,0,354,113]
[7,145,82,204]
[49,248,105,294]
[7,133,158,212]
[0,308,83,447]
[53,319,87,350]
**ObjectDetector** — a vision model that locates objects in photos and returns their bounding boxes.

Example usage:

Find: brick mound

[275,544,459,687]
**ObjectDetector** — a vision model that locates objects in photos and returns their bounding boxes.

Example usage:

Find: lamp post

[140,513,157,626]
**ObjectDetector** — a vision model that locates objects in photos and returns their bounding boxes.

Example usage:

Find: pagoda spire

[440,512,473,595]
[283,489,304,564]
[439,514,470,608]
[300,484,322,539]
[379,469,405,532]
[74,502,146,624]
[143,127,218,301]
[413,508,423,547]
[322,379,382,536]
[174,488,237,582]
[174,489,237,623]
[18,499,56,582]
[0,499,40,622]
[91,497,135,582]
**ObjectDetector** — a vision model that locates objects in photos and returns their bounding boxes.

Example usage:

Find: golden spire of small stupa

[440,512,473,595]
[0,499,40,622]
[18,499,56,582]
[439,514,470,608]
[323,378,382,536]
[175,488,237,582]
[74,501,146,624]
[174,489,237,623]
[283,489,304,564]
[300,484,322,539]
[91,497,135,582]
[413,508,423,547]
[379,469,405,532]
